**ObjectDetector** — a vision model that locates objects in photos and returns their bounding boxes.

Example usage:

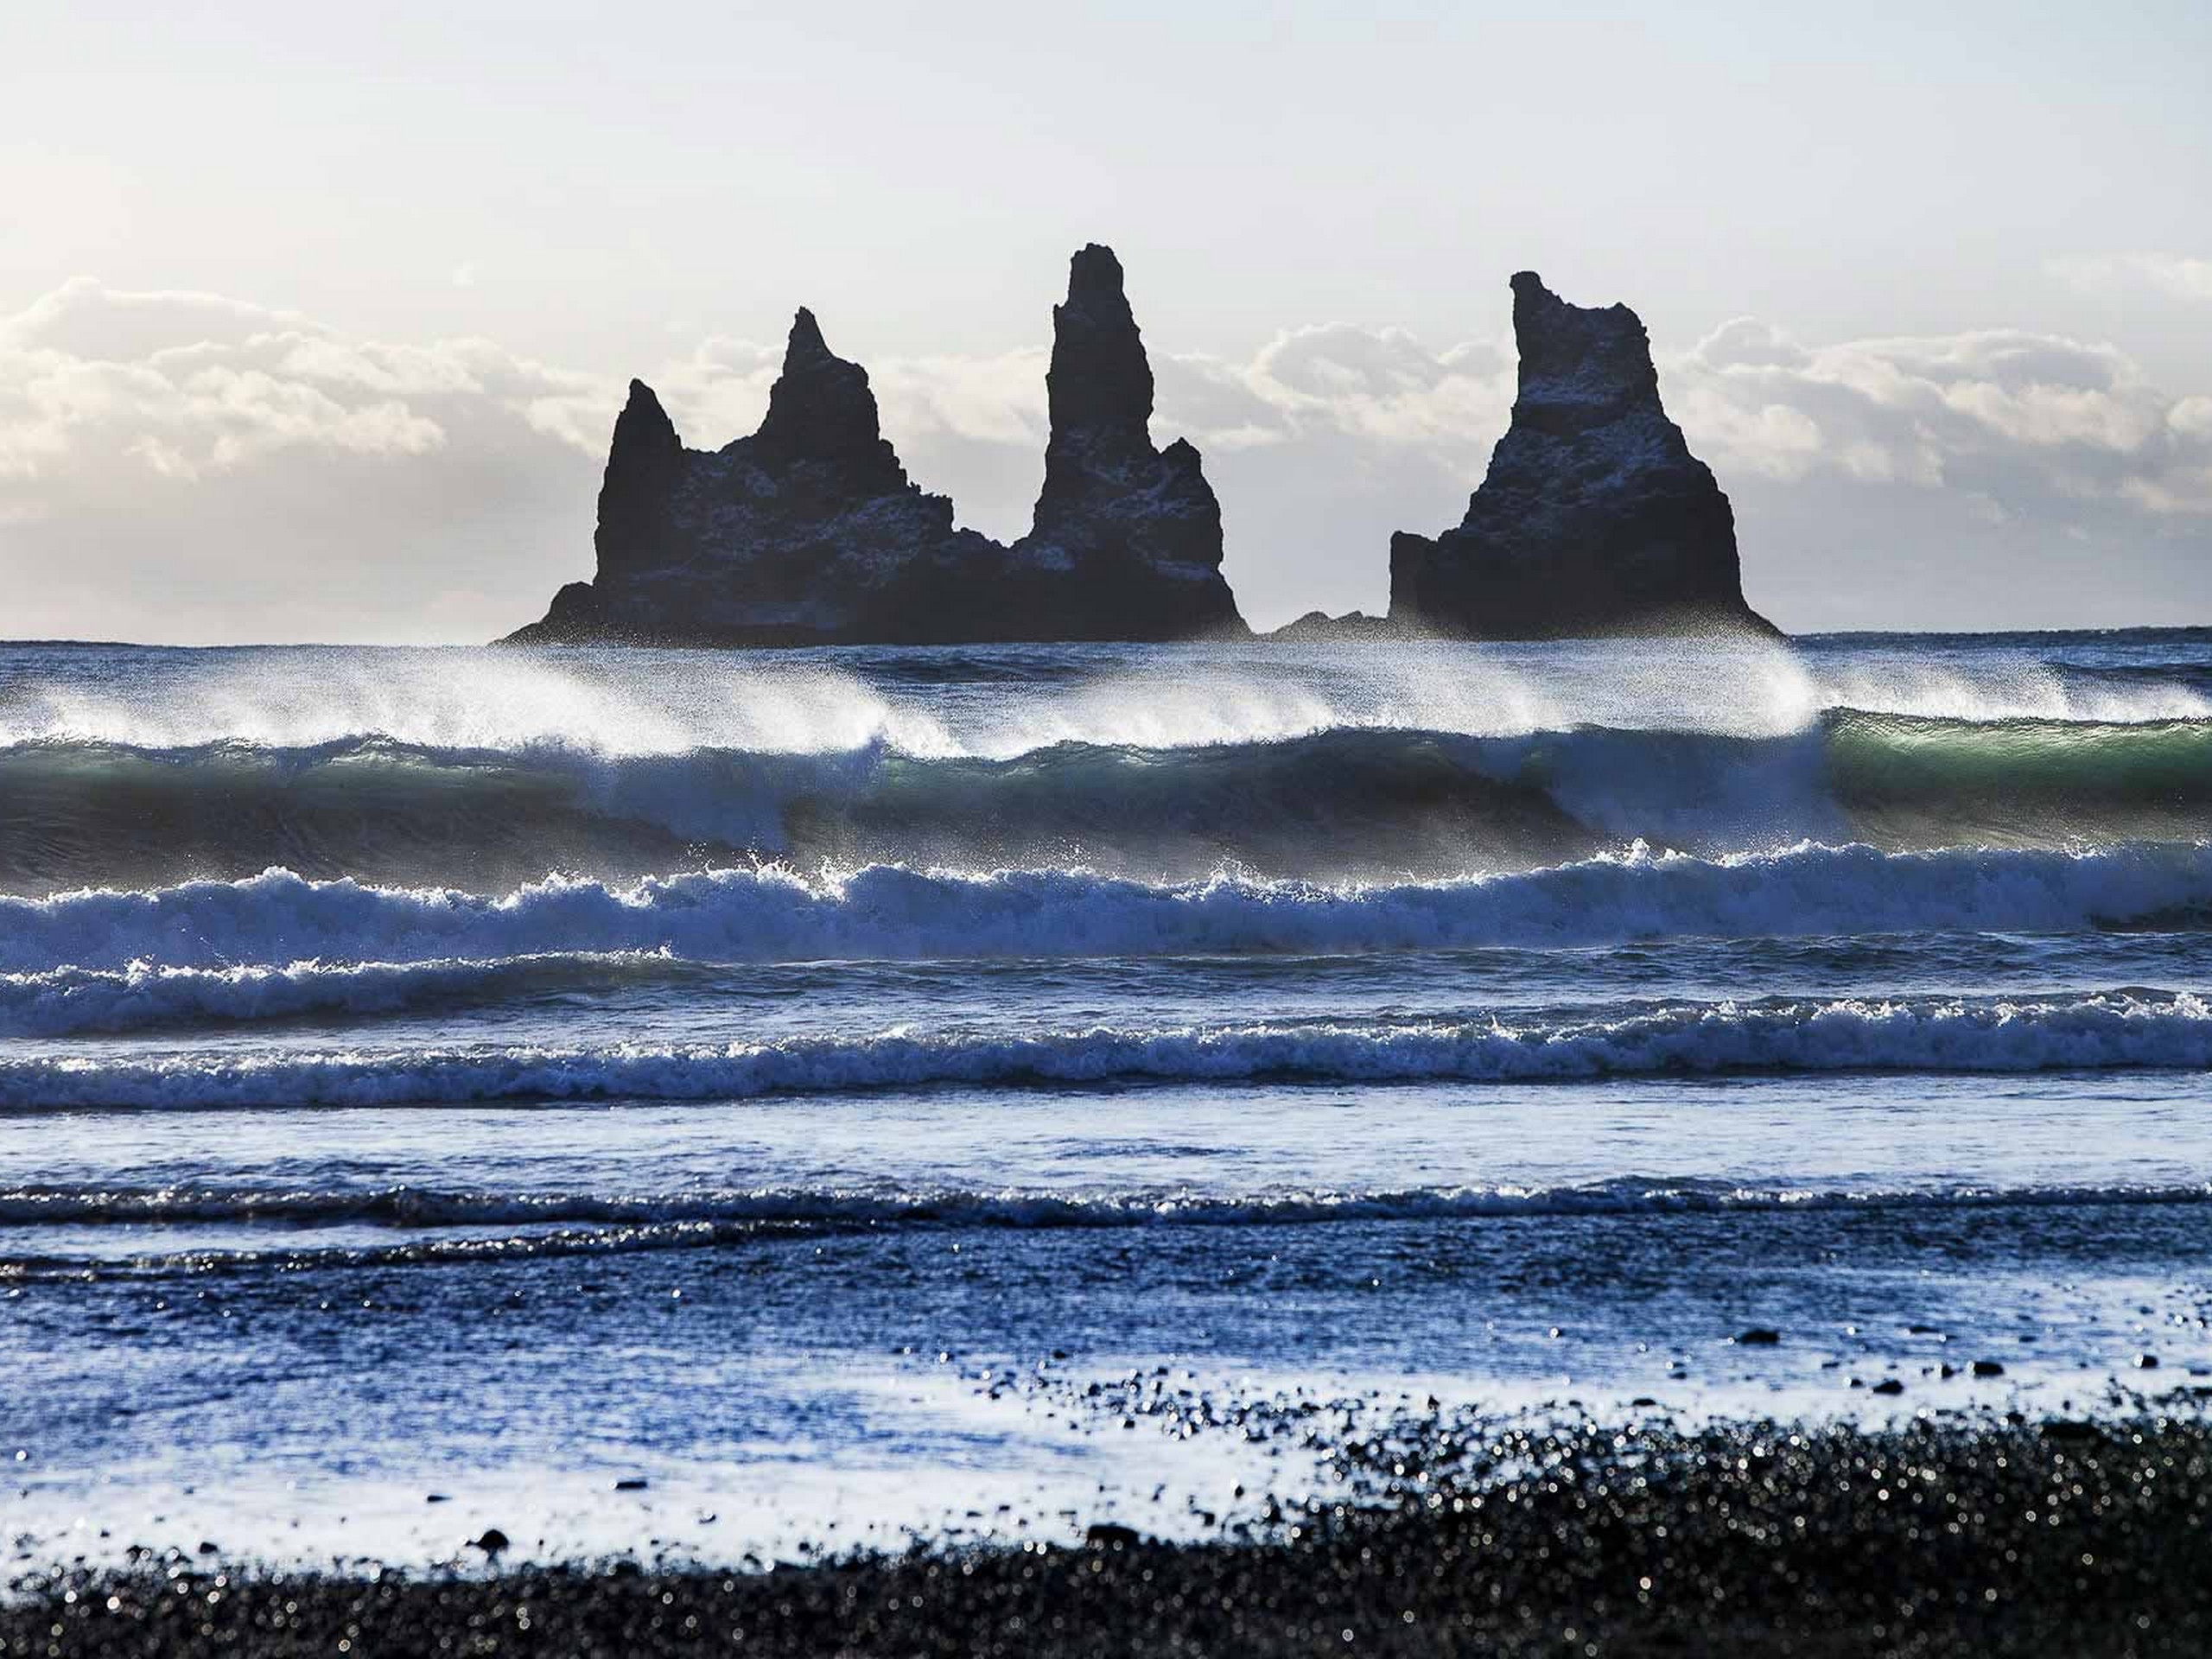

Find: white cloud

[2171,397,2212,441]
[0,280,613,642]
[1673,324,2212,518]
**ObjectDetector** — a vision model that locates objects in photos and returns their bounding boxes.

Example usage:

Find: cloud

[2,276,2209,640]
[0,279,613,641]
[1675,322,2200,493]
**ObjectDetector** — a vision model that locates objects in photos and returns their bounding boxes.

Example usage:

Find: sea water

[3,631,2209,1569]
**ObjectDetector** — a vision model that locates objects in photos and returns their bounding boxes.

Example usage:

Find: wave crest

[5,705,2211,891]
[4,991,2208,1109]
[3,841,2209,986]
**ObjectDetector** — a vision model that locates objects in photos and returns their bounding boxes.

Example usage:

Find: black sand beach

[13,1402,2210,1657]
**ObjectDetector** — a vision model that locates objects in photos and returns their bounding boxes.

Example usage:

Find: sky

[3,0,2210,642]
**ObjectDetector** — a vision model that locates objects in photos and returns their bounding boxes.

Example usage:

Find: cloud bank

[3,275,2209,641]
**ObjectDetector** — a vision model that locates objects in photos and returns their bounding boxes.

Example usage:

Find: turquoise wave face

[2,712,2209,892]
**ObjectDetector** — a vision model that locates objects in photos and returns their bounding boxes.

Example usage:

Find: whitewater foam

[7,637,2204,765]
[3,842,2207,981]
[0,649,961,758]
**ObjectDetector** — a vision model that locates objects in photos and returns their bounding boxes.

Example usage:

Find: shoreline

[13,1406,2211,1656]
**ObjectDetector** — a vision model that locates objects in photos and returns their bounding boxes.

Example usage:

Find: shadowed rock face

[508,311,992,646]
[505,250,1245,647]
[751,308,903,484]
[1389,272,1777,640]
[1007,245,1244,639]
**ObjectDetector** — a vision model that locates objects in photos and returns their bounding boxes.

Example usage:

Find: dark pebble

[471,1529,509,1555]
[614,1478,650,1491]
[18,1412,2212,1658]
[1974,1360,2006,1377]
[1871,1378,1906,1395]
[1732,1328,1781,1345]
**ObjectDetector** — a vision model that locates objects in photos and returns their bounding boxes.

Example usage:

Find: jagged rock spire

[753,307,892,473]
[504,245,1250,647]
[785,304,830,359]
[1043,245,1155,453]
[593,379,686,582]
[1012,243,1246,639]
[1507,271,1662,433]
[605,379,682,476]
[1388,271,1774,639]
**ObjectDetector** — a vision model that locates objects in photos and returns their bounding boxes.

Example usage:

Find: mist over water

[3,632,2209,891]
[10,632,2207,754]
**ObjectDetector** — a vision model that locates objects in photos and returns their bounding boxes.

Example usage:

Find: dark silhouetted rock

[1389,272,1778,640]
[751,308,899,479]
[1733,1328,1782,1346]
[1003,245,1245,640]
[1263,609,1411,642]
[505,312,998,647]
[592,380,686,588]
[503,249,1245,647]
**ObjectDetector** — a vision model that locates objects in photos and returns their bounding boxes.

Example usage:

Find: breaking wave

[3,840,2210,988]
[5,991,2209,1109]
[0,950,699,1038]
[3,707,2209,891]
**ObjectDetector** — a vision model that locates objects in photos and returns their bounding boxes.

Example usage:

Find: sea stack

[503,246,1245,646]
[1388,272,1776,639]
[505,309,997,646]
[1004,245,1245,639]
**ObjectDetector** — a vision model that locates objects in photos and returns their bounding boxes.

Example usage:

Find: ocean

[3,629,2210,1572]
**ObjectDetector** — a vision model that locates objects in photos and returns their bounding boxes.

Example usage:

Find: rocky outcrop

[1005,245,1244,639]
[1264,610,1408,642]
[505,311,999,646]
[1389,272,1776,639]
[505,248,1245,647]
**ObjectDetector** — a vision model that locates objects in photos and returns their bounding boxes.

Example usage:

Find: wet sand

[12,1403,2210,1656]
